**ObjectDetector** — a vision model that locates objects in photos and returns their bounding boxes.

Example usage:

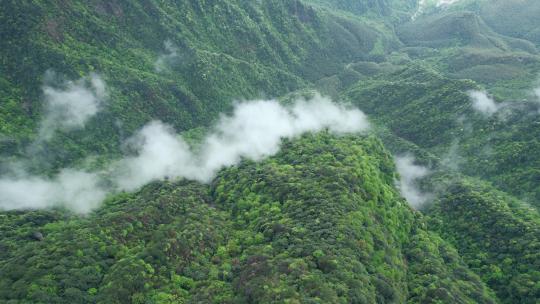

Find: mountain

[426,175,540,303]
[1,0,539,303]
[0,134,498,303]
[0,0,397,160]
[345,64,540,206]
[398,7,540,99]
[470,0,540,45]
[305,0,417,20]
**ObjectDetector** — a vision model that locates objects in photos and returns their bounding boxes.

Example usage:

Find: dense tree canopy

[1,0,540,303]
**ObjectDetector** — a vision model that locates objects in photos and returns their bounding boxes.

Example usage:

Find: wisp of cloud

[0,94,369,213]
[534,87,540,99]
[468,90,499,116]
[38,72,106,141]
[154,40,179,72]
[0,169,106,214]
[395,155,432,209]
[113,95,369,190]
[413,0,461,20]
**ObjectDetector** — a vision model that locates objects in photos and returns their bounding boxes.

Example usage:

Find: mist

[38,72,106,141]
[395,155,432,209]
[0,95,369,212]
[0,72,109,213]
[413,0,461,20]
[0,169,106,214]
[436,0,460,7]
[533,86,540,106]
[468,90,500,116]
[113,96,369,190]
[154,40,179,72]
[441,139,463,171]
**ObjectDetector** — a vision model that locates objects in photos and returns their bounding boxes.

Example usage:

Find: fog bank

[0,95,369,212]
[114,96,369,190]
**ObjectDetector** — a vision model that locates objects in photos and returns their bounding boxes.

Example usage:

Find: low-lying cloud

[468,90,500,116]
[0,95,369,213]
[436,0,460,7]
[38,72,106,141]
[413,0,462,20]
[0,169,106,214]
[114,96,369,190]
[441,139,463,171]
[395,155,432,209]
[533,87,540,105]
[154,40,179,72]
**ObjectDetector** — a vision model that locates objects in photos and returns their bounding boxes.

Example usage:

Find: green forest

[1,0,539,303]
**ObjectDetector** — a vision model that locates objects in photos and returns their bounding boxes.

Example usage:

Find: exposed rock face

[31,231,44,241]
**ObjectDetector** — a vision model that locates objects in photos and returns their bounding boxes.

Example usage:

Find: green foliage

[0,0,399,172]
[0,134,499,303]
[2,1,540,303]
[345,63,540,208]
[345,64,477,149]
[0,181,233,303]
[405,227,497,304]
[426,177,540,303]
[213,134,413,303]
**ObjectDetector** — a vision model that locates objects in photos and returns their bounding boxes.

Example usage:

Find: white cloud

[38,73,106,140]
[395,155,432,208]
[154,40,179,72]
[112,121,195,191]
[0,169,106,214]
[1,95,370,212]
[468,90,499,116]
[436,0,460,7]
[534,87,540,102]
[413,0,463,20]
[113,95,370,190]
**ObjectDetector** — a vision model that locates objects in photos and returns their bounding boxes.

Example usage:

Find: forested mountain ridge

[426,176,540,303]
[0,134,499,303]
[1,0,540,303]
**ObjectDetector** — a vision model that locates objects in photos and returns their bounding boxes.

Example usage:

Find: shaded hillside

[305,0,417,21]
[399,10,537,51]
[345,64,476,149]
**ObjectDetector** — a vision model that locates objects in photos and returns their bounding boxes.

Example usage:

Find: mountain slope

[0,0,398,170]
[1,0,540,303]
[0,134,498,303]
[345,64,540,207]
[473,0,540,45]
[426,176,540,303]
[397,4,540,99]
